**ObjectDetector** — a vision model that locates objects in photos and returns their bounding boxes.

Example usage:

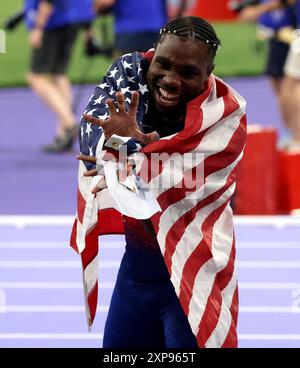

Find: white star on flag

[108,67,118,78]
[93,95,105,105]
[121,86,131,95]
[138,83,148,94]
[128,76,135,83]
[99,82,109,89]
[137,64,143,75]
[116,75,124,86]
[85,123,93,138]
[109,87,115,96]
[122,60,132,70]
[125,97,131,104]
[81,126,84,139]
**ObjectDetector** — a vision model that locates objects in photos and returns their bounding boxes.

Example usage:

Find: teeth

[159,88,179,101]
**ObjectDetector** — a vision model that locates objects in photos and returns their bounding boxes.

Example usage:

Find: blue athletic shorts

[265,39,289,79]
[103,244,198,348]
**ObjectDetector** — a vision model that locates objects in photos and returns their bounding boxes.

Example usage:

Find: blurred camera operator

[238,0,300,150]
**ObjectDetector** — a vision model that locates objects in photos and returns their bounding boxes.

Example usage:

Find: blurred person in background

[94,0,188,56]
[239,0,300,150]
[280,0,300,150]
[25,0,96,153]
[238,1,295,139]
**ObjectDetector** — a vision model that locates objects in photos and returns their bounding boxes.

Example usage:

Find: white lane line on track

[0,241,299,250]
[1,282,299,290]
[1,334,300,341]
[1,215,300,227]
[239,334,300,341]
[1,260,300,268]
[2,305,299,314]
[240,306,300,313]
[239,282,300,290]
[237,242,300,249]
[3,305,109,312]
[238,261,300,268]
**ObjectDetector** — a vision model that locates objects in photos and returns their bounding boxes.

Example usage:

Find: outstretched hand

[83,91,159,145]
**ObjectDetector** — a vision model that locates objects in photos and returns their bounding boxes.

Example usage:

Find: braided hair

[158,16,221,59]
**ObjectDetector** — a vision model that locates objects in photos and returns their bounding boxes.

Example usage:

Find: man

[239,0,300,150]
[25,0,95,152]
[71,16,247,348]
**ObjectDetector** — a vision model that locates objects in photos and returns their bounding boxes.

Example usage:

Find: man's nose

[162,70,181,89]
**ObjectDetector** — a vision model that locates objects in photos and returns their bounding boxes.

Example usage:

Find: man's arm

[238,0,287,23]
[29,0,54,48]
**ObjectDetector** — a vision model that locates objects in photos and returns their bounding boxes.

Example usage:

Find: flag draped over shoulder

[70,50,247,347]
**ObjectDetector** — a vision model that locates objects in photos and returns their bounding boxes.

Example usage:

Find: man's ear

[207,63,215,76]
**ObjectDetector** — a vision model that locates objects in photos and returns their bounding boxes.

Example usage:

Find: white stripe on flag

[83,255,99,295]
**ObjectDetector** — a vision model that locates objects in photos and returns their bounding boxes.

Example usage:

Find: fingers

[134,130,160,145]
[115,91,126,113]
[83,114,105,128]
[91,177,107,194]
[128,91,139,117]
[106,98,117,115]
[76,154,97,164]
[84,169,98,177]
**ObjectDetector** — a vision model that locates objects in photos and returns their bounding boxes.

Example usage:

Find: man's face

[147,34,214,117]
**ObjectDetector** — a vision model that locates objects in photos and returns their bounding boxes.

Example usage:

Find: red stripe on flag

[216,79,241,119]
[97,208,124,235]
[77,188,87,224]
[70,219,79,253]
[196,284,223,348]
[81,225,99,270]
[197,236,236,345]
[217,239,236,291]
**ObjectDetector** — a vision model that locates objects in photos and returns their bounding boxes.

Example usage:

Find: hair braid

[158,16,221,59]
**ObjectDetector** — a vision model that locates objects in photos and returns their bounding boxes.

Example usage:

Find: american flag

[70,50,247,347]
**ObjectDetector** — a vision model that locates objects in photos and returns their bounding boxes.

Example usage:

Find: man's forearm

[34,0,54,29]
[258,0,288,13]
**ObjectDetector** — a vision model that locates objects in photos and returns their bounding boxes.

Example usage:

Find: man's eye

[156,59,169,68]
[183,70,198,78]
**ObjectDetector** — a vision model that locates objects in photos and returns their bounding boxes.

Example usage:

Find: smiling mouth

[156,87,180,106]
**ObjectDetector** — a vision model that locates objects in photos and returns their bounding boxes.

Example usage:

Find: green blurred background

[0,0,267,87]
